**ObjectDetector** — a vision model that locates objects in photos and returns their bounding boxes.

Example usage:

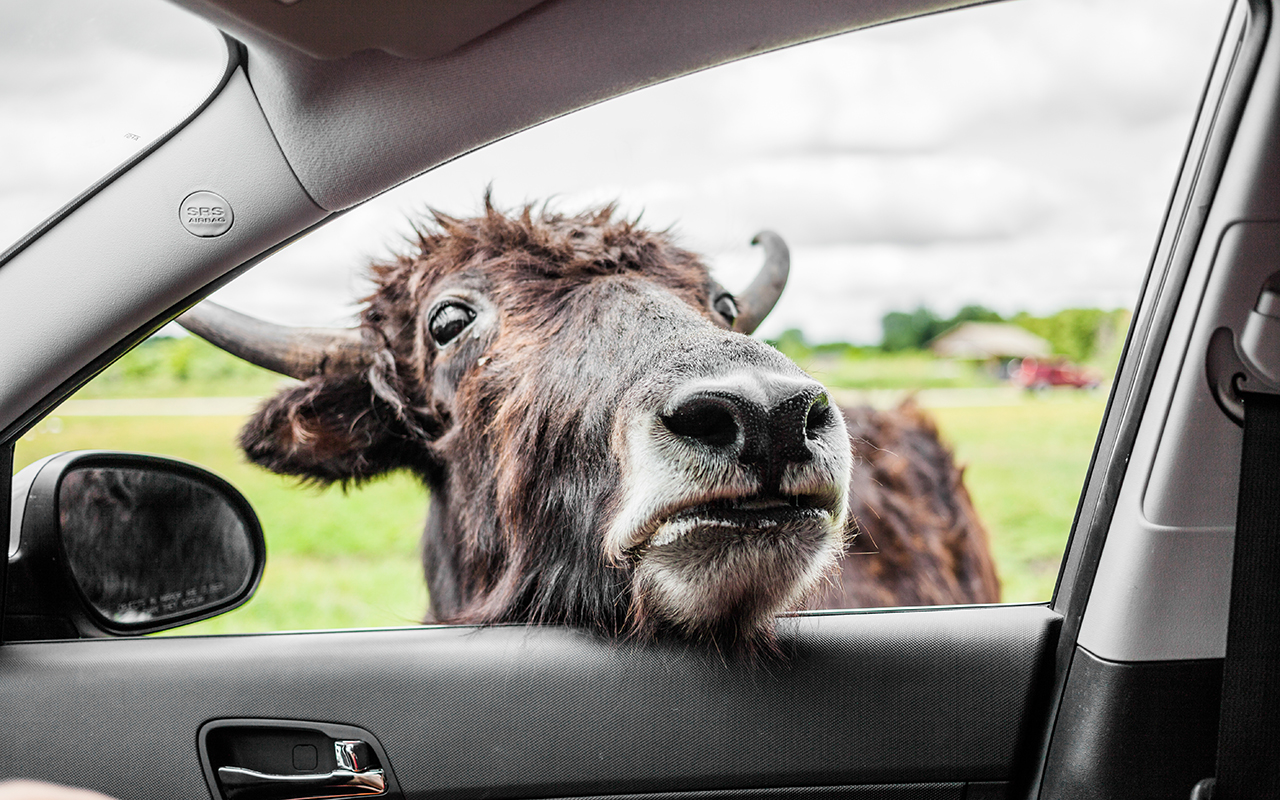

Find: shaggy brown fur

[237,200,999,647]
[813,402,999,608]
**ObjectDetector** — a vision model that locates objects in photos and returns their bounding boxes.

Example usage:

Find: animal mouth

[636,492,837,552]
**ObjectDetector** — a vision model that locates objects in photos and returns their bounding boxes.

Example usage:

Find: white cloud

[4,0,1233,344]
[597,153,1059,248]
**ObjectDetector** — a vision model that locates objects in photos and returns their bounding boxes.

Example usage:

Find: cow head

[180,201,851,648]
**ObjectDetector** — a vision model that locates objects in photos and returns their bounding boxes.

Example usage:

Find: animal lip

[641,493,834,550]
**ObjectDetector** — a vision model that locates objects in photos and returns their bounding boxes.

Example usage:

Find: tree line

[882,305,1130,363]
[770,305,1131,365]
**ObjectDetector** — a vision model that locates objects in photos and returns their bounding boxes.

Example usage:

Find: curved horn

[176,301,371,381]
[734,230,790,335]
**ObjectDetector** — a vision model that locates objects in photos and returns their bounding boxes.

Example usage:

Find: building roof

[929,322,1052,359]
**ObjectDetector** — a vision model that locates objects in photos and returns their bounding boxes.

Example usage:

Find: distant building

[928,322,1052,360]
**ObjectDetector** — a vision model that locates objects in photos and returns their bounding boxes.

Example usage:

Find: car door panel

[0,605,1057,800]
[1038,649,1222,799]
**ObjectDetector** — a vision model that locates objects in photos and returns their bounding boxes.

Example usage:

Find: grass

[184,554,428,634]
[72,336,287,399]
[930,393,1104,602]
[788,350,1005,390]
[12,388,1106,632]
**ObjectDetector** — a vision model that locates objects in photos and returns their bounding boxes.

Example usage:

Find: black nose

[661,372,837,477]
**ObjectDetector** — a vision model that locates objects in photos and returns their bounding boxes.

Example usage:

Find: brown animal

[179,200,998,648]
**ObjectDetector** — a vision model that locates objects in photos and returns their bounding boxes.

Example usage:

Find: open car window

[11,0,1231,635]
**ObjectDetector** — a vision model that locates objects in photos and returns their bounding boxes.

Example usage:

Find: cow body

[183,200,999,649]
[817,403,998,609]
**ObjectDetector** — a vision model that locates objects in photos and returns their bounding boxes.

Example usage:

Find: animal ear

[238,375,419,484]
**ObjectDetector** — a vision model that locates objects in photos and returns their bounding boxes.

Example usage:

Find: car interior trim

[1056,0,1263,637]
[495,783,977,800]
[0,36,240,270]
[1078,0,1279,663]
[0,605,1058,800]
[171,0,547,61]
[0,443,9,628]
[1038,648,1222,798]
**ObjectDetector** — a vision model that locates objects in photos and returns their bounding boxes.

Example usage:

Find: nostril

[662,397,740,448]
[805,393,835,439]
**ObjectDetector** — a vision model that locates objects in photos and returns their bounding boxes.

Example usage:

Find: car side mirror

[6,451,265,640]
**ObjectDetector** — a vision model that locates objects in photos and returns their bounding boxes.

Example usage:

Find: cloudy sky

[0,1,226,246]
[2,0,1233,343]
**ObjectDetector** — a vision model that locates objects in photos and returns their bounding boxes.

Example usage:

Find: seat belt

[1197,278,1280,799]
[1202,390,1280,800]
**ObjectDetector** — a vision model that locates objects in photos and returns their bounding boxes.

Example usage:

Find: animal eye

[428,302,476,346]
[714,293,739,325]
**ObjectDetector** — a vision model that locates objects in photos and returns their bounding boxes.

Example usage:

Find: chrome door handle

[215,766,386,800]
[216,740,387,800]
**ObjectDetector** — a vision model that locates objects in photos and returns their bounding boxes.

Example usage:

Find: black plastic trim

[1039,648,1222,800]
[0,442,11,642]
[513,785,969,800]
[0,606,1057,800]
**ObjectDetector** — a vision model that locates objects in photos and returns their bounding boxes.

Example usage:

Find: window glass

[14,0,1231,634]
[0,0,227,252]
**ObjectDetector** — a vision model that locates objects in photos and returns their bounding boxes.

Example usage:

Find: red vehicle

[1013,357,1102,390]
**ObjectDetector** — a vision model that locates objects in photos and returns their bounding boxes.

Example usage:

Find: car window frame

[1,0,1249,647]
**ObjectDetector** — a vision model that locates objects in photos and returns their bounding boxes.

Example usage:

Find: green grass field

[13,388,1106,633]
[796,350,1004,390]
[929,395,1102,602]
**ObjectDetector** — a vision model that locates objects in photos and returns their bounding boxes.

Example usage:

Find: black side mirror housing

[6,451,266,640]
